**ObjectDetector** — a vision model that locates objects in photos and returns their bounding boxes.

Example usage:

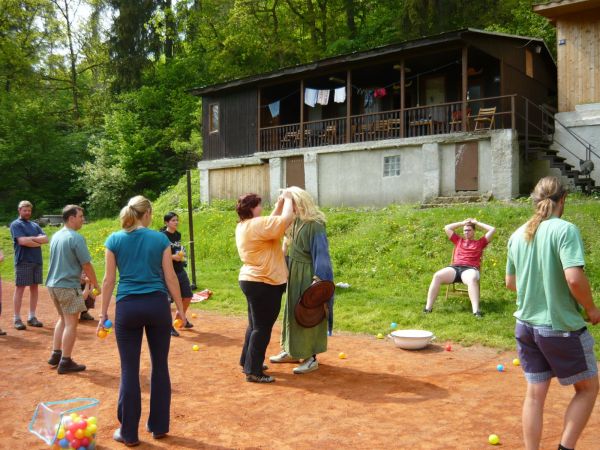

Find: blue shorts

[515,320,597,386]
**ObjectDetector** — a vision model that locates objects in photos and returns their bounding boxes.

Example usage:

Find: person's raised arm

[162,247,187,325]
[564,267,600,325]
[270,195,284,217]
[97,249,117,333]
[279,191,295,228]
[444,219,469,239]
[471,219,495,242]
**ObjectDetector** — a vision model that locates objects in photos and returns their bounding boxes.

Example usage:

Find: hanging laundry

[334,87,346,103]
[268,100,280,118]
[317,89,330,105]
[304,88,318,107]
[374,87,387,98]
[363,90,374,108]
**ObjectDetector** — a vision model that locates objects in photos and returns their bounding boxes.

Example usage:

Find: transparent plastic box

[29,398,100,449]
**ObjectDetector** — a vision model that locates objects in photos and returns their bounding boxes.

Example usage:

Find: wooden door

[286,156,305,189]
[455,142,478,191]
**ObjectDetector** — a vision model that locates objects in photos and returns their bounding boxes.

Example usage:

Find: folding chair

[444,247,474,301]
[473,106,496,131]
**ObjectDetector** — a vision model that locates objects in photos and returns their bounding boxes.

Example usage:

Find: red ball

[445,344,452,351]
[70,438,81,449]
[78,420,88,429]
[65,430,74,441]
[81,437,90,447]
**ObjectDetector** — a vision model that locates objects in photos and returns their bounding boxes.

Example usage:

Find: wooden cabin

[191,29,558,206]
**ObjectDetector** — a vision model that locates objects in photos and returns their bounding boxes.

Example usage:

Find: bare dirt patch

[0,281,598,449]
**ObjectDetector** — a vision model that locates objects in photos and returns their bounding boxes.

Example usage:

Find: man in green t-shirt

[506,176,600,450]
[46,205,100,374]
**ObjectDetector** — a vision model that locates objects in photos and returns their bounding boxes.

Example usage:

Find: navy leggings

[115,292,171,442]
[239,281,286,376]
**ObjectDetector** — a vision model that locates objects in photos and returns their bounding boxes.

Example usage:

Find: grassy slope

[2,175,600,353]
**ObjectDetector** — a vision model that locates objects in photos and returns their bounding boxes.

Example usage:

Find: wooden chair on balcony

[449,108,471,132]
[473,107,496,131]
[281,131,299,148]
[321,125,337,144]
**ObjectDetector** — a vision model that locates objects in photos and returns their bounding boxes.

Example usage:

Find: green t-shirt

[46,227,92,288]
[506,216,586,331]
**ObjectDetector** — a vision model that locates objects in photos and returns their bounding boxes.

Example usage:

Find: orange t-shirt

[236,215,288,285]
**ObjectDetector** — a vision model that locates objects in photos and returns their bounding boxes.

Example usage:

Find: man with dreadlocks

[506,176,600,450]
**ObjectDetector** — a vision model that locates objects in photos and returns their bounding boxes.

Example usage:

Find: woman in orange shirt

[235,191,294,383]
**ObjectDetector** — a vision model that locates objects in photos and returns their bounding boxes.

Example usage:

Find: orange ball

[97,329,108,339]
[173,319,183,329]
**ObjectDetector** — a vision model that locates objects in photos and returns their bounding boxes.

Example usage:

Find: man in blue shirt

[46,205,100,374]
[9,200,48,330]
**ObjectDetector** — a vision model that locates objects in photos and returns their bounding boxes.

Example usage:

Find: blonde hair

[286,186,326,224]
[120,195,152,231]
[524,176,567,242]
[18,200,33,209]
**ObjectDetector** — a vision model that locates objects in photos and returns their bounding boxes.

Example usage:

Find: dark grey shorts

[15,262,43,286]
[176,270,193,298]
[449,265,479,283]
[515,320,597,385]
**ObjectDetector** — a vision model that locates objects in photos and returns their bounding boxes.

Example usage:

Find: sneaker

[246,374,275,383]
[269,351,300,364]
[48,351,62,368]
[184,320,194,329]
[473,311,483,318]
[170,327,180,337]
[0,328,6,336]
[27,317,43,327]
[57,358,86,374]
[423,307,433,314]
[80,311,94,321]
[113,428,140,447]
[293,356,319,374]
[14,319,26,330]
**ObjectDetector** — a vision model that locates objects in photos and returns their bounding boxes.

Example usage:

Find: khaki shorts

[48,287,86,315]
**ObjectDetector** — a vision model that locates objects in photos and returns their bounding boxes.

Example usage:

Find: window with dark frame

[383,155,401,177]
[209,103,219,133]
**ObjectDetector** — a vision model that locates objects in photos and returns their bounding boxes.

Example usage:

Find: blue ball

[497,364,504,372]
[390,322,397,328]
[104,319,113,329]
[59,438,70,448]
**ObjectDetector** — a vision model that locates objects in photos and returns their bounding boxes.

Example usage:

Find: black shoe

[80,311,94,321]
[27,317,43,327]
[473,311,483,318]
[57,358,86,374]
[170,327,180,337]
[113,428,140,447]
[48,351,62,368]
[14,319,26,330]
[184,320,194,329]
[246,374,275,383]
[423,308,433,314]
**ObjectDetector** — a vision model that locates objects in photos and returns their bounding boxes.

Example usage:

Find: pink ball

[81,437,90,447]
[78,420,88,429]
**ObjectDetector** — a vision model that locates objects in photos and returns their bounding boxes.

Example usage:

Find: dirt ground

[1,281,599,449]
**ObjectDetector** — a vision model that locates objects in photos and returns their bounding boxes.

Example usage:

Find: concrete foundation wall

[197,130,519,206]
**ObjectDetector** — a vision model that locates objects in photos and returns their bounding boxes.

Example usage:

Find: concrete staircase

[421,192,492,208]
[522,134,596,193]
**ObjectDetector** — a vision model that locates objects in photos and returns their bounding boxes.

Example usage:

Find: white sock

[29,312,36,320]
[14,315,21,322]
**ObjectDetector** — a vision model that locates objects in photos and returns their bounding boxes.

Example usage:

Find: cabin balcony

[259,95,519,152]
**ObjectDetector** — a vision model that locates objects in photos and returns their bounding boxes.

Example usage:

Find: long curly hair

[524,176,567,242]
[286,186,326,224]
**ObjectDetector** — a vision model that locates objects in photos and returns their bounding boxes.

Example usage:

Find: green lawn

[2,180,600,354]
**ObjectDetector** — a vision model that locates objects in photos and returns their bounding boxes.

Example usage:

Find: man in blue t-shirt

[46,205,100,374]
[506,177,600,450]
[9,200,48,330]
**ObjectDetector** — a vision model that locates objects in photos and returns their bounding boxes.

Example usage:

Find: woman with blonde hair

[270,186,334,374]
[99,195,187,446]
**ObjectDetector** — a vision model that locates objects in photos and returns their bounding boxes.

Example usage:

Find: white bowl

[389,329,435,350]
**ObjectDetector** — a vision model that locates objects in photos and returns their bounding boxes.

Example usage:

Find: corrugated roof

[189,28,549,96]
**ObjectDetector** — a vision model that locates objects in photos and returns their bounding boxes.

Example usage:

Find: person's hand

[282,190,293,200]
[470,218,478,225]
[585,306,600,325]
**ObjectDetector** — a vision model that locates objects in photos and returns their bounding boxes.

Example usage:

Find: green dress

[281,218,333,359]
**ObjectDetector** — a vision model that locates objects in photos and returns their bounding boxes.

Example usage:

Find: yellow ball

[488,434,500,445]
[191,313,197,318]
[513,358,520,366]
[338,352,347,359]
[92,288,100,296]
[376,333,384,339]
[87,416,97,425]
[192,344,199,351]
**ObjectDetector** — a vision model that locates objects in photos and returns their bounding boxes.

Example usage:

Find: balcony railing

[259,95,518,152]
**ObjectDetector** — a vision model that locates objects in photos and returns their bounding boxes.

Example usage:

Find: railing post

[524,97,529,161]
[511,95,515,131]
[299,80,304,148]
[346,70,351,143]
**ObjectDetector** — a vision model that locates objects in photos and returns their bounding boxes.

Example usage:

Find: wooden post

[346,70,351,143]
[300,79,304,147]
[186,170,197,290]
[400,60,405,137]
[462,47,468,131]
[257,88,261,151]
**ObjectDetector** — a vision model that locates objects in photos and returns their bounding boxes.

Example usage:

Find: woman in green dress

[270,187,334,374]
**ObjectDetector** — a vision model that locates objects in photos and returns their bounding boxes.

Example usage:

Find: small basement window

[209,103,219,133]
[383,155,401,177]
